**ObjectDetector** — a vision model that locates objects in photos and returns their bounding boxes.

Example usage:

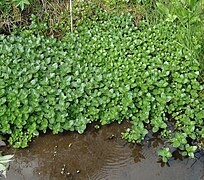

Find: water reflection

[130,145,145,163]
[1,121,204,180]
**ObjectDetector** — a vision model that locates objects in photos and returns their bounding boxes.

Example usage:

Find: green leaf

[12,0,30,10]
[156,2,170,15]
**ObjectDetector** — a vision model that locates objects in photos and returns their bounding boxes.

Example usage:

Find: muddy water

[1,121,204,180]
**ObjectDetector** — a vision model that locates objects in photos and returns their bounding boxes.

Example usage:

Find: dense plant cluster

[0,11,203,160]
[155,0,204,78]
[0,0,31,11]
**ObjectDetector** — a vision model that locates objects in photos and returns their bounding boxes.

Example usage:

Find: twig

[41,0,47,12]
[70,0,73,32]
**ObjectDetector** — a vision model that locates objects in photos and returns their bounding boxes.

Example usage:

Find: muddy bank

[1,121,204,180]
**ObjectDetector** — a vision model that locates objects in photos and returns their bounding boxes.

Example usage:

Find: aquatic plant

[0,10,203,161]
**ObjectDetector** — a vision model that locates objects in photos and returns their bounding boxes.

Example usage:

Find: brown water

[1,121,204,180]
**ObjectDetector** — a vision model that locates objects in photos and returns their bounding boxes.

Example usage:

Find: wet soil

[1,121,204,180]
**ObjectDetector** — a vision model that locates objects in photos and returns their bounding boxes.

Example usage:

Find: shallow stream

[1,121,204,180]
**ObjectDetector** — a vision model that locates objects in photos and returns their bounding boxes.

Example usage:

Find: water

[1,121,204,180]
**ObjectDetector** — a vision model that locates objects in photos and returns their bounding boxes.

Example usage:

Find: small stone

[76,170,80,173]
[108,134,115,140]
[69,143,72,147]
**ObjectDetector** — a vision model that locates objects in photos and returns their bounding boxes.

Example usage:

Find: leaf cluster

[0,12,203,161]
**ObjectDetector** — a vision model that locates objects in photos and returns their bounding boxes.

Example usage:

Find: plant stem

[70,0,73,32]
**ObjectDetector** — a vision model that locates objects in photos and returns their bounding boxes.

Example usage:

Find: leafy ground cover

[0,0,204,163]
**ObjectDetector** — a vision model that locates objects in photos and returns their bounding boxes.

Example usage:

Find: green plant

[0,9,203,162]
[94,125,100,129]
[0,0,31,16]
[0,0,12,17]
[155,0,204,66]
[156,0,203,23]
[158,148,172,163]
[182,144,197,158]
[12,0,31,10]
[105,0,130,5]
